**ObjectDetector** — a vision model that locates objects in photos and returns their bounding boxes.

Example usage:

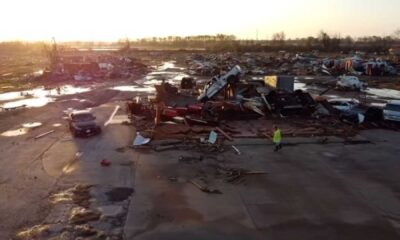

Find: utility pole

[256,29,259,41]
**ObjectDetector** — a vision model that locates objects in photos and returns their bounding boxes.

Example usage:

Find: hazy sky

[0,0,398,41]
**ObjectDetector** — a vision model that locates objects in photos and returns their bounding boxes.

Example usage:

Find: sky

[0,0,399,42]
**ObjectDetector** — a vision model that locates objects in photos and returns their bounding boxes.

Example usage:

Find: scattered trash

[231,145,241,155]
[179,155,203,163]
[50,184,92,207]
[215,127,233,141]
[15,224,51,240]
[100,159,111,167]
[115,147,127,152]
[205,130,218,144]
[190,180,222,194]
[218,166,267,185]
[69,207,101,224]
[132,132,151,146]
[74,224,98,237]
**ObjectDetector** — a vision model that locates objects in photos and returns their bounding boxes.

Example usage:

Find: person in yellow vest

[273,125,282,152]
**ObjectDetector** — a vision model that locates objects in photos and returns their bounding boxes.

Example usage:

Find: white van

[383,100,400,122]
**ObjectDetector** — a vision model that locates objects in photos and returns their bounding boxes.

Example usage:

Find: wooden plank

[34,130,55,139]
[215,127,233,141]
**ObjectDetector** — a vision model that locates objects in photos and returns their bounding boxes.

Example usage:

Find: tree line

[123,31,399,52]
[1,30,400,54]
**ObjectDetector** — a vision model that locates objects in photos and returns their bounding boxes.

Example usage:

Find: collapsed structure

[127,63,395,149]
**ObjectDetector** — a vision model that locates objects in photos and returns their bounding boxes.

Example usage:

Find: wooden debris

[231,145,241,155]
[215,127,233,141]
[34,130,55,139]
[190,180,222,194]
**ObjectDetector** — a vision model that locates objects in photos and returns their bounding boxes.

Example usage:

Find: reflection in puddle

[22,122,42,128]
[145,72,189,82]
[369,102,386,108]
[0,91,26,101]
[112,61,188,94]
[1,128,28,137]
[1,97,53,109]
[142,79,168,85]
[112,86,155,93]
[363,88,400,100]
[62,164,77,174]
[33,69,44,76]
[294,82,307,90]
[52,123,63,127]
[158,61,176,70]
[0,85,91,110]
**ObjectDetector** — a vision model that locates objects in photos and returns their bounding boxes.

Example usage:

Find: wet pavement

[0,85,91,109]
[1,62,400,239]
[124,132,400,240]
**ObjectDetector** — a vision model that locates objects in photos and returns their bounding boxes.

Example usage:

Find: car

[68,110,101,137]
[383,100,400,122]
[328,98,360,112]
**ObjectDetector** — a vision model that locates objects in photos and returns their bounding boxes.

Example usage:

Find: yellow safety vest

[273,129,282,143]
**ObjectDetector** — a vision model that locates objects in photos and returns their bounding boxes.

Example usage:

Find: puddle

[157,61,177,70]
[0,91,27,101]
[62,164,77,174]
[112,86,155,93]
[294,82,308,91]
[1,128,28,137]
[1,73,13,77]
[142,74,188,86]
[144,72,188,82]
[363,88,400,100]
[22,122,42,128]
[1,97,53,109]
[113,61,188,95]
[369,102,386,108]
[0,85,91,110]
[33,69,44,77]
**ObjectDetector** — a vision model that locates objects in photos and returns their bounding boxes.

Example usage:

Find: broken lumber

[34,130,55,139]
[190,180,221,194]
[215,127,233,141]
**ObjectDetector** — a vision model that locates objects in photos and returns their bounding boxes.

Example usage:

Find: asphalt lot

[125,131,400,240]
[0,81,400,239]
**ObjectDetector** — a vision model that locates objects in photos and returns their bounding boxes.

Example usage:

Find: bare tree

[393,28,400,39]
[272,31,286,46]
[43,37,59,71]
[318,30,331,50]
